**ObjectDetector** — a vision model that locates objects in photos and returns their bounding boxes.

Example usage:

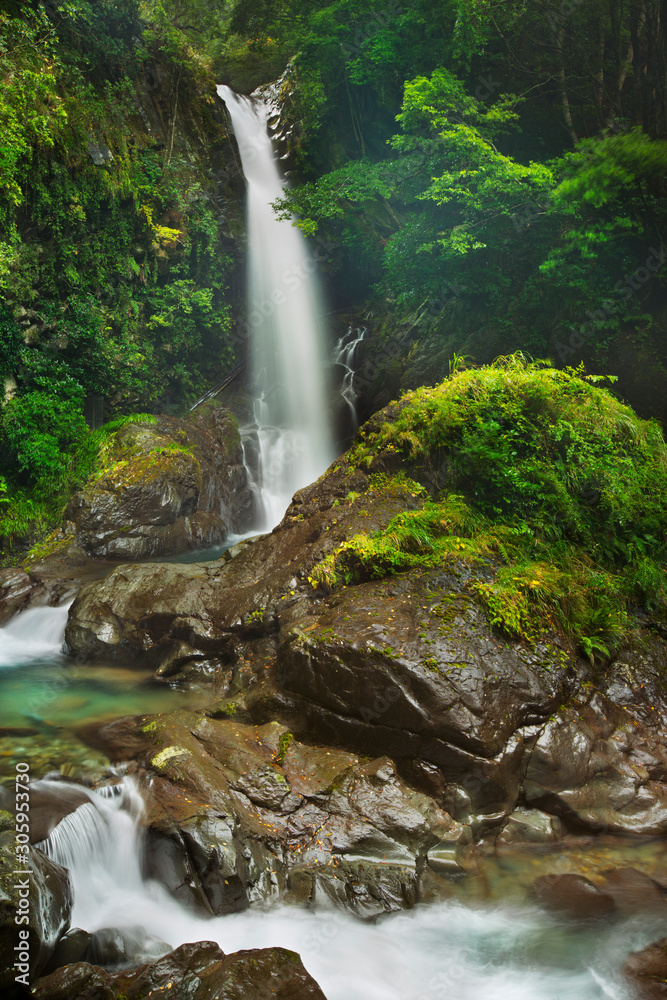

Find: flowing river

[1,85,665,1000]
[33,775,666,1000]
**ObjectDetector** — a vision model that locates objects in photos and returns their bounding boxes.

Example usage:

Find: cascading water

[333,326,365,434]
[0,603,70,668]
[218,85,334,530]
[34,775,659,999]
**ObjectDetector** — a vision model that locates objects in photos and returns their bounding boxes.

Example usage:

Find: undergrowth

[309,358,667,658]
[0,413,160,563]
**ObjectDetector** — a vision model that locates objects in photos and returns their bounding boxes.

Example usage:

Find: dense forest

[0,0,666,558]
[2,8,667,998]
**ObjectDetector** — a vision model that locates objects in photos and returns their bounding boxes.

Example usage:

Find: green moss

[141,720,162,735]
[24,527,71,566]
[276,731,294,764]
[310,359,667,658]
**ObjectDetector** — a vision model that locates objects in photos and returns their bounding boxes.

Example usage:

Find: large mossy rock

[29,405,256,567]
[0,811,72,997]
[33,940,327,1000]
[90,712,470,918]
[64,363,667,842]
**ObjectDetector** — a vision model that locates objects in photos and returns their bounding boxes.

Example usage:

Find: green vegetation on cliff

[0,1,240,556]
[311,359,667,659]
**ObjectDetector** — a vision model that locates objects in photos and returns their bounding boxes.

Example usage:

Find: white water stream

[333,325,365,433]
[0,603,70,668]
[218,85,334,529]
[35,777,657,1000]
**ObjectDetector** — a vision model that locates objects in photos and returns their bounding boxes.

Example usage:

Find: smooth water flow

[36,777,658,1000]
[0,603,70,668]
[218,85,334,529]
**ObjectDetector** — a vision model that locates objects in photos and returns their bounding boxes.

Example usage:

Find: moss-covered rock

[27,405,256,567]
[62,361,667,848]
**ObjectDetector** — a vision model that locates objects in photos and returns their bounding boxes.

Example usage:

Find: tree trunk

[555,24,578,143]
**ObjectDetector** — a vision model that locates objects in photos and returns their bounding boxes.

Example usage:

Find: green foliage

[310,360,667,656]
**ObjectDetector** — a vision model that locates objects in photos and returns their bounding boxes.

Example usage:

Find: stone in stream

[42,928,91,975]
[602,867,667,918]
[84,925,171,967]
[90,712,472,919]
[33,940,328,1000]
[625,938,667,999]
[0,810,72,996]
[531,873,615,921]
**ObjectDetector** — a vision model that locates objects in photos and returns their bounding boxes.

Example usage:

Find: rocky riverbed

[1,381,666,998]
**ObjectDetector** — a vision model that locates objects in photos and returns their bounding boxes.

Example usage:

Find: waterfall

[218,85,334,530]
[34,775,647,999]
[333,326,365,434]
[0,603,70,668]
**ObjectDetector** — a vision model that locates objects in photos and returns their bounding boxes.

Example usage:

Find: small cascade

[333,326,365,434]
[37,777,170,935]
[218,85,334,530]
[0,603,70,668]
[32,776,650,1000]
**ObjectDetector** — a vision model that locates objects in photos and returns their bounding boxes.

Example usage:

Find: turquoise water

[0,604,207,783]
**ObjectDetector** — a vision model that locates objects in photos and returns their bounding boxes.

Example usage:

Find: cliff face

[2,50,247,413]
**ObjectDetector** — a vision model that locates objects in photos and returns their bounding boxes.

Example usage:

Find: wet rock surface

[0,811,72,995]
[523,690,667,835]
[625,937,667,999]
[0,569,76,626]
[33,940,327,1000]
[531,873,616,921]
[92,712,470,919]
[31,404,256,568]
[61,439,667,852]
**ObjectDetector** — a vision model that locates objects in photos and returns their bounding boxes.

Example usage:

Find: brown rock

[33,941,327,1000]
[603,868,667,918]
[625,938,667,999]
[531,873,615,921]
[89,711,468,917]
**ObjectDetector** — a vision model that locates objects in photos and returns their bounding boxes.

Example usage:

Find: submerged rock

[602,868,667,918]
[33,940,327,1000]
[531,873,615,921]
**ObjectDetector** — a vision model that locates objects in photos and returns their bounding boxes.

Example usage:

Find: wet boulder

[276,569,568,829]
[0,811,72,995]
[522,691,667,836]
[33,940,327,1000]
[624,938,667,999]
[30,405,256,566]
[602,868,667,918]
[531,873,615,921]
